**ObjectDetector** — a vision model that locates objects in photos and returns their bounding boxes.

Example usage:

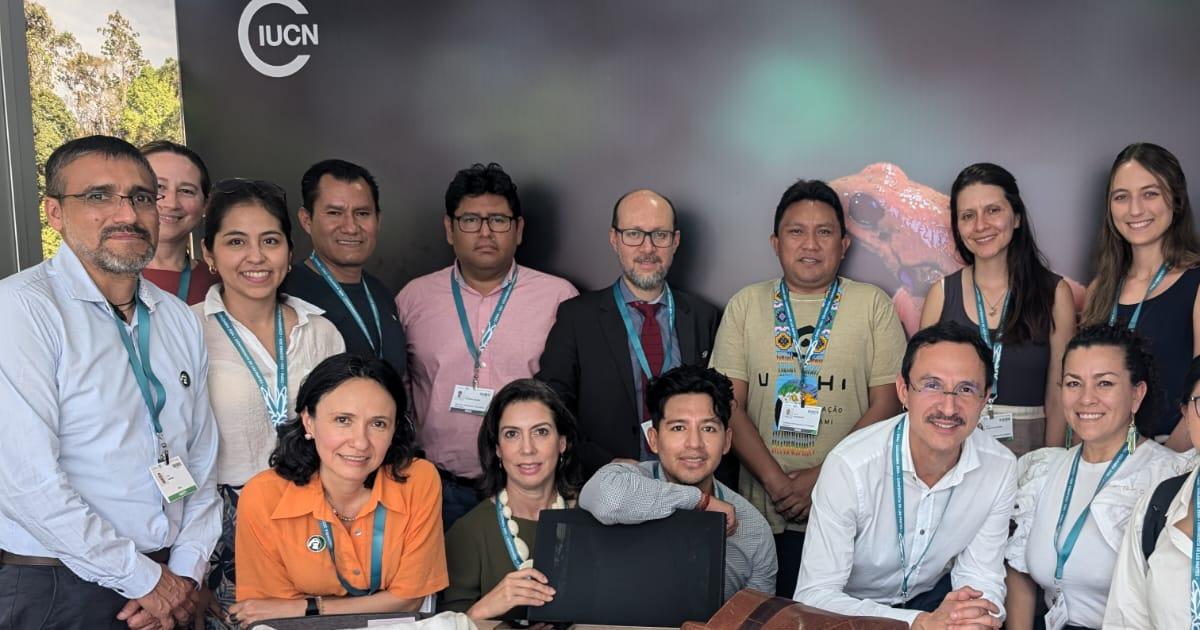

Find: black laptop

[528,508,726,627]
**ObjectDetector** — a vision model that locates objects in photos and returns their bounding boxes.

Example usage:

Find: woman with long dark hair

[1081,143,1200,451]
[1005,326,1191,630]
[442,378,583,621]
[920,163,1076,454]
[230,354,446,627]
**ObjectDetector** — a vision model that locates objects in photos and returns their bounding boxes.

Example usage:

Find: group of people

[1,133,1199,630]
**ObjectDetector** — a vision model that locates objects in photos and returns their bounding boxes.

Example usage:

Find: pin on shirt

[179,371,191,387]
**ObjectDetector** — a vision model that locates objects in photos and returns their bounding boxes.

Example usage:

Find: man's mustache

[101,224,151,241]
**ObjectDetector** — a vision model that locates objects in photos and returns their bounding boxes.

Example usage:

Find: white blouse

[192,286,345,486]
[1006,443,1193,628]
[1105,461,1200,629]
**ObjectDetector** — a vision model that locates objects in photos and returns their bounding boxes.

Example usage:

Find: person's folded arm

[794,452,921,626]
[0,294,161,598]
[950,456,1018,622]
[577,463,702,525]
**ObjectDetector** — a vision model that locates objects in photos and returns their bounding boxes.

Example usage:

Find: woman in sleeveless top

[921,163,1076,456]
[1081,142,1200,451]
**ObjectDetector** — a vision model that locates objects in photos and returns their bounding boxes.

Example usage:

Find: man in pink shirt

[396,162,577,529]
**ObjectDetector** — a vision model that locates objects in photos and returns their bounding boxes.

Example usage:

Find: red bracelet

[697,492,711,511]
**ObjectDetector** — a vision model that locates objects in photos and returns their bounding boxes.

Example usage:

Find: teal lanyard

[1190,473,1200,626]
[1108,262,1170,330]
[779,277,841,376]
[176,260,192,302]
[891,417,954,601]
[652,462,724,500]
[214,305,289,426]
[612,282,677,379]
[971,276,1009,410]
[309,253,383,356]
[451,266,518,386]
[111,294,169,463]
[495,496,525,570]
[318,507,387,596]
[1052,445,1128,581]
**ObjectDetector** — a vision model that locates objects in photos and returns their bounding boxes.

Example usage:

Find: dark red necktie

[631,301,664,377]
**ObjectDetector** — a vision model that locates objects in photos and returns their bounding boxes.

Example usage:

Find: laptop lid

[528,508,726,627]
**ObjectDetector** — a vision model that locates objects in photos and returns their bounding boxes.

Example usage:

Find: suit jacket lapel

[674,292,699,365]
[599,287,639,412]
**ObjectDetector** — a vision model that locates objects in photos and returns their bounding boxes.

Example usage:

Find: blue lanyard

[1052,445,1128,581]
[318,507,387,596]
[309,253,383,356]
[111,295,169,463]
[1190,473,1200,626]
[451,266,518,386]
[652,462,724,501]
[891,417,954,601]
[495,496,525,570]
[779,277,840,375]
[971,276,1009,408]
[176,259,192,301]
[1108,262,1170,330]
[612,282,676,380]
[214,305,289,427]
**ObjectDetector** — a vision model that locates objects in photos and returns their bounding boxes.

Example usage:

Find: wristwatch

[305,596,320,616]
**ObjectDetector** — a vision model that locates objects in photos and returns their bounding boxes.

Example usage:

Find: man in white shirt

[795,321,1016,629]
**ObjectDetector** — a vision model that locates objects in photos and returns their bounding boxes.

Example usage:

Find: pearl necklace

[498,488,566,569]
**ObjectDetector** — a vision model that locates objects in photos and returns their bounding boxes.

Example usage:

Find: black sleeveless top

[938,269,1055,407]
[1112,265,1200,437]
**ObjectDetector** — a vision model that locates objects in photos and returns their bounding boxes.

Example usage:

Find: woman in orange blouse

[231,353,447,626]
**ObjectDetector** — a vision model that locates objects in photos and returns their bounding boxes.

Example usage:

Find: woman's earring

[208,263,217,274]
[304,433,313,441]
[1126,419,1138,453]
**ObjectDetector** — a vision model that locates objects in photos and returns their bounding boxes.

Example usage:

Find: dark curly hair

[477,379,582,500]
[270,353,415,488]
[444,162,522,219]
[1062,325,1158,438]
[646,365,735,428]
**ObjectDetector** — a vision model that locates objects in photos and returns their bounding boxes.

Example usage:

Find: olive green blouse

[442,497,539,619]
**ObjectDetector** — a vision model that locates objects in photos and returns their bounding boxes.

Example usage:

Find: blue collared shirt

[0,245,220,598]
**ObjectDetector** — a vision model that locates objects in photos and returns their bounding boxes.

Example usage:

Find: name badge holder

[215,305,290,426]
[612,282,678,382]
[891,417,954,602]
[112,294,198,503]
[1108,262,1170,331]
[1189,473,1200,627]
[176,257,192,302]
[971,277,1012,440]
[776,278,841,435]
[1048,445,1128,629]
[449,268,518,415]
[317,507,387,596]
[310,253,384,356]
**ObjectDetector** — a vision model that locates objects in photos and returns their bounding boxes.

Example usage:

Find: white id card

[150,456,198,503]
[450,384,495,415]
[977,412,1014,441]
[779,401,821,435]
[1044,588,1068,630]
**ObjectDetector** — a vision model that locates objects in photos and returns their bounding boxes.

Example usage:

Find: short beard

[623,265,667,293]
[65,221,155,276]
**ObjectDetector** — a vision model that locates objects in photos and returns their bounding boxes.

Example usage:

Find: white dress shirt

[0,245,221,599]
[192,286,345,487]
[1104,463,1199,629]
[795,413,1017,626]
[1007,443,1192,629]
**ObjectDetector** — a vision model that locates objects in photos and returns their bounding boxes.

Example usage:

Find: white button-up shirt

[1104,465,1199,629]
[0,245,220,599]
[795,414,1017,625]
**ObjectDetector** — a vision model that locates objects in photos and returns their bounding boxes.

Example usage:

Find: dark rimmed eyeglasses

[612,226,676,248]
[454,213,515,233]
[52,190,162,212]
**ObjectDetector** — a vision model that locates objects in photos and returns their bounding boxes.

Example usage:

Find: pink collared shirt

[396,262,577,478]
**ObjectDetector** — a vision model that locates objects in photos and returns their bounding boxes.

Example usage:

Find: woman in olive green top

[443,379,583,620]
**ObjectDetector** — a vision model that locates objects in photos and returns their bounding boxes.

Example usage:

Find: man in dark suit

[537,189,724,479]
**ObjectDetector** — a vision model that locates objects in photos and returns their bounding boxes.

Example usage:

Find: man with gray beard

[0,136,219,630]
[538,189,722,478]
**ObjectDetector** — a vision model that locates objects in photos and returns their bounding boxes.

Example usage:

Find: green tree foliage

[23,1,184,259]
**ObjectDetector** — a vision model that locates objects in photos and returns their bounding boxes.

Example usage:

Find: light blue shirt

[0,245,220,599]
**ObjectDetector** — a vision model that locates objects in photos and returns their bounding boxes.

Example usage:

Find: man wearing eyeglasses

[537,189,721,478]
[0,136,220,629]
[710,178,906,597]
[795,321,1017,629]
[396,163,577,529]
